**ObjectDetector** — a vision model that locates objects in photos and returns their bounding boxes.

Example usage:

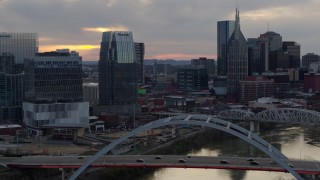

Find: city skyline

[0,0,319,60]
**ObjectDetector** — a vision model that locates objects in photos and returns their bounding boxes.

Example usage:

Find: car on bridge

[247,158,254,162]
[220,160,229,164]
[136,159,144,163]
[250,161,259,165]
[155,156,162,160]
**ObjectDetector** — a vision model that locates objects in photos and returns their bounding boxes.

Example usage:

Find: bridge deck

[2,155,320,175]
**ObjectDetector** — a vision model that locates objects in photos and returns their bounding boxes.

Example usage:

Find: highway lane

[1,155,320,174]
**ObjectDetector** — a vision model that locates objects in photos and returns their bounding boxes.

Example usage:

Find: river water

[144,126,320,180]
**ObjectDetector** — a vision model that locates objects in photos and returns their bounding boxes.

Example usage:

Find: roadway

[1,155,320,175]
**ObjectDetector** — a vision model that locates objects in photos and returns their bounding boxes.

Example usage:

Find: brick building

[304,73,320,93]
[239,76,274,104]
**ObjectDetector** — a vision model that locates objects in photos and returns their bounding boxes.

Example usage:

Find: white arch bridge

[69,115,304,180]
[217,108,320,132]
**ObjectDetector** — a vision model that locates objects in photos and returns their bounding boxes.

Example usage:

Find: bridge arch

[217,109,256,120]
[69,115,303,180]
[256,108,320,125]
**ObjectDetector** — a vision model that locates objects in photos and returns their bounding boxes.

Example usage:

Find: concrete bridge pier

[249,121,260,134]
[59,168,65,180]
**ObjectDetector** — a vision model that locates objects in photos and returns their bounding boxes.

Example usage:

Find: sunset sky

[0,0,319,61]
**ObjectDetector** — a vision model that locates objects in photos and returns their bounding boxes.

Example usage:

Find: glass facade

[99,31,138,105]
[0,33,38,65]
[217,21,235,76]
[177,67,208,91]
[227,10,248,100]
[24,50,83,103]
[134,42,145,84]
[0,53,24,123]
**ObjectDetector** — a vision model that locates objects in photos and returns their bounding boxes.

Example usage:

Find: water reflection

[145,126,320,180]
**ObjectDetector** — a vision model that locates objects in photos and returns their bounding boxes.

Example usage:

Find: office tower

[83,83,99,105]
[0,33,38,71]
[153,60,157,82]
[302,53,319,68]
[23,49,88,133]
[259,31,282,52]
[247,38,269,75]
[0,53,24,123]
[259,31,282,71]
[217,20,235,75]
[177,67,208,91]
[191,57,216,75]
[99,31,137,106]
[282,41,301,68]
[134,42,145,84]
[226,9,248,100]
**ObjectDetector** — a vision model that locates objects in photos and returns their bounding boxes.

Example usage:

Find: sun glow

[82,26,129,32]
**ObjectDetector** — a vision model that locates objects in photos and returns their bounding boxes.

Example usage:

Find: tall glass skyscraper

[227,9,248,100]
[99,31,137,105]
[0,53,24,123]
[0,33,38,65]
[217,20,235,76]
[134,42,145,84]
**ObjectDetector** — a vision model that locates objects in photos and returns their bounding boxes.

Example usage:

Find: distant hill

[144,59,191,66]
[83,61,98,65]
[83,59,191,66]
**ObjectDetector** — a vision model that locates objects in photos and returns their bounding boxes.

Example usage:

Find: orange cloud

[149,53,216,60]
[39,45,100,60]
[82,26,129,32]
[40,44,99,51]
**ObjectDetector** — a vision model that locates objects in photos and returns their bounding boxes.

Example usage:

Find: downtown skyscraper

[217,20,235,76]
[99,31,137,106]
[227,9,248,100]
[23,49,88,133]
[0,53,24,123]
[0,33,38,71]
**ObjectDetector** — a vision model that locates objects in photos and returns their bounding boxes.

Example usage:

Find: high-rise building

[191,57,216,75]
[24,49,83,102]
[247,38,269,75]
[23,49,88,133]
[0,33,38,67]
[83,83,99,105]
[282,41,301,68]
[217,20,235,76]
[259,31,282,52]
[99,31,137,106]
[0,53,24,123]
[269,50,289,70]
[259,31,283,71]
[177,67,208,92]
[227,9,248,100]
[302,53,319,68]
[134,42,145,84]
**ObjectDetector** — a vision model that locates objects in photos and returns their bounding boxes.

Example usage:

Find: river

[143,126,320,180]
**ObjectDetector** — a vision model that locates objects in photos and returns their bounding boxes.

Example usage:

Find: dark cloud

[0,0,319,60]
